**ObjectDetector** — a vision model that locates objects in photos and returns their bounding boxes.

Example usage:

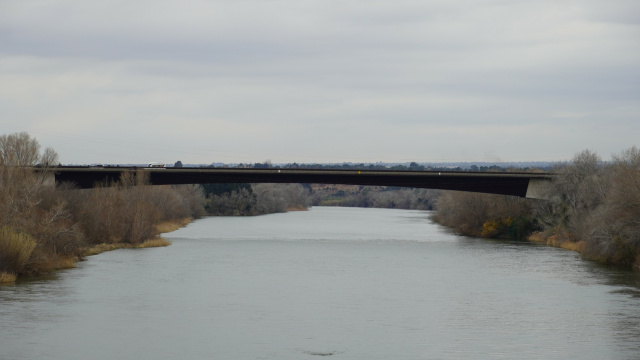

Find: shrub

[433,191,534,238]
[0,227,36,275]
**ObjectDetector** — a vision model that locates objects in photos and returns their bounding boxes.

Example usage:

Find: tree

[0,133,50,226]
[533,149,608,240]
[432,190,534,238]
[0,132,40,166]
[409,162,424,171]
[0,133,76,277]
[40,147,60,167]
[582,146,640,266]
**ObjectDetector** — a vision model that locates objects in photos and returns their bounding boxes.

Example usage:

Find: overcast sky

[1,0,639,165]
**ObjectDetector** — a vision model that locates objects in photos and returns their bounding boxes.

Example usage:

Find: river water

[2,207,640,359]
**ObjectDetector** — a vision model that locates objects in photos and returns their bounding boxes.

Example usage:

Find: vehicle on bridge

[147,162,165,168]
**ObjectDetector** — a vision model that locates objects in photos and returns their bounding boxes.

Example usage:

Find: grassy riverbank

[0,218,195,284]
[80,238,172,257]
[80,217,193,257]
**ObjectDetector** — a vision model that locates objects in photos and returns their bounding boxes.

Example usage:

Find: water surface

[2,207,640,359]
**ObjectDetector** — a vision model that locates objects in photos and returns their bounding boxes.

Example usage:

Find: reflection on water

[1,207,640,360]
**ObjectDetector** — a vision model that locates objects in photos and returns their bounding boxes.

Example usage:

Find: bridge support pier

[525,178,550,200]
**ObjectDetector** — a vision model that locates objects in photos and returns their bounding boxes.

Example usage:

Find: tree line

[0,132,315,282]
[203,183,312,216]
[0,132,208,282]
[432,148,640,269]
[204,183,439,212]
[227,161,533,172]
[310,185,439,210]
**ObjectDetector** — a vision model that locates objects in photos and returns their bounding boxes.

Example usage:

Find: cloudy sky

[1,0,639,165]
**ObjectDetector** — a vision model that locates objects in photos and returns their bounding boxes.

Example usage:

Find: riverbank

[528,231,640,270]
[0,135,209,284]
[527,232,584,252]
[286,205,309,212]
[0,218,194,284]
[79,217,193,257]
[431,148,640,270]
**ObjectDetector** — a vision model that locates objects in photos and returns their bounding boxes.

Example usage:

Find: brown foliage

[0,132,209,277]
[69,173,206,246]
[0,133,79,273]
[71,171,160,245]
[0,132,41,167]
[0,227,36,275]
[432,147,640,268]
[432,191,533,238]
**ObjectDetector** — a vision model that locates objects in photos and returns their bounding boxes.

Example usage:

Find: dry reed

[0,227,36,275]
[0,272,17,284]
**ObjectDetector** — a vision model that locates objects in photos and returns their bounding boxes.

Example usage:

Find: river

[2,207,640,359]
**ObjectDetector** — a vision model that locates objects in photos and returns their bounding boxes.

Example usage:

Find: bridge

[49,166,554,199]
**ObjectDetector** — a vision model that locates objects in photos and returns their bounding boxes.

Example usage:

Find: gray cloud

[1,0,638,164]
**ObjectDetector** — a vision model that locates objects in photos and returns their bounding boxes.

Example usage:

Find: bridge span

[49,166,554,199]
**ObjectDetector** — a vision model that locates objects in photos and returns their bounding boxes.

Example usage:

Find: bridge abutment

[525,178,553,199]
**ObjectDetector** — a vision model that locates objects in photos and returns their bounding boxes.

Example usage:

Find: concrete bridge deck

[50,166,554,198]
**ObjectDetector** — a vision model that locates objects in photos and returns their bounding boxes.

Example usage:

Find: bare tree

[582,146,640,266]
[0,132,41,166]
[253,183,288,214]
[0,133,47,226]
[532,150,609,241]
[172,184,206,218]
[206,188,256,216]
[40,147,60,167]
